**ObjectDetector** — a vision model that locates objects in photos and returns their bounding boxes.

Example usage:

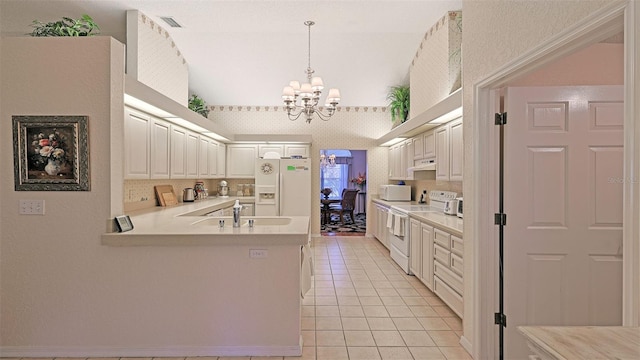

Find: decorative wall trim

[209,105,387,113]
[411,11,462,68]
[139,13,186,65]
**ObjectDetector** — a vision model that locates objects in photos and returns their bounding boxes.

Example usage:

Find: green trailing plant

[29,14,100,37]
[188,94,210,118]
[387,85,410,123]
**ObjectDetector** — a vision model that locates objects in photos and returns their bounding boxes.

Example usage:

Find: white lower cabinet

[410,219,422,277]
[420,223,434,290]
[374,203,390,249]
[432,228,463,318]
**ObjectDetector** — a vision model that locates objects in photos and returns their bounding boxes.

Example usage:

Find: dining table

[321,198,341,225]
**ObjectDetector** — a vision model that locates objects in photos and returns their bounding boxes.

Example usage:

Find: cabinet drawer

[433,276,463,319]
[434,261,463,295]
[450,252,463,277]
[434,229,451,249]
[451,235,463,256]
[434,243,450,267]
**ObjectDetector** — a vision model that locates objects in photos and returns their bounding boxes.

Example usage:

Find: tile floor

[1,237,471,360]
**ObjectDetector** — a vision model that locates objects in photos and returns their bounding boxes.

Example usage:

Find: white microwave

[379,185,411,201]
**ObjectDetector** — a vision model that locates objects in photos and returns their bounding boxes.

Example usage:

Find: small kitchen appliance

[183,188,196,202]
[444,199,458,215]
[456,197,463,218]
[218,180,229,198]
[379,184,411,201]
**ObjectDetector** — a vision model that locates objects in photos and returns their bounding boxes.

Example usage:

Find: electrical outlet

[249,249,268,258]
[19,200,45,215]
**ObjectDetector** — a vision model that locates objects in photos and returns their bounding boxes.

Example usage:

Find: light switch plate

[20,200,45,215]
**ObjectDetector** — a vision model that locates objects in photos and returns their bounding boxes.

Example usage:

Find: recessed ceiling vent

[160,16,182,28]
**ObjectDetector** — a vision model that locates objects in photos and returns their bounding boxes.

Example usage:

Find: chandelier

[282,20,341,123]
[320,153,336,169]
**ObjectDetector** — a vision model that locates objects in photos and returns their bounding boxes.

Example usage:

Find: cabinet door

[435,125,450,181]
[398,142,406,180]
[258,144,284,158]
[284,144,310,158]
[124,109,150,179]
[170,125,187,178]
[186,131,199,178]
[423,130,435,159]
[217,143,226,177]
[149,117,170,179]
[198,136,209,177]
[421,223,434,290]
[370,202,379,238]
[405,139,414,180]
[410,219,422,277]
[413,135,424,160]
[388,146,396,179]
[226,144,257,178]
[207,139,219,177]
[449,118,463,181]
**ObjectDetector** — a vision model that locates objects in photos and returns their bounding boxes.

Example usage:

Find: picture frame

[12,115,90,191]
[114,215,134,233]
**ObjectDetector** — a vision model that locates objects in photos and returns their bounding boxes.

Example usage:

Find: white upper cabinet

[185,131,199,178]
[226,144,258,178]
[217,143,226,177]
[423,130,435,159]
[258,144,284,158]
[207,139,219,178]
[170,125,187,178]
[198,136,209,178]
[435,124,450,181]
[284,144,310,158]
[124,108,150,179]
[413,135,424,160]
[449,118,463,181]
[149,117,171,179]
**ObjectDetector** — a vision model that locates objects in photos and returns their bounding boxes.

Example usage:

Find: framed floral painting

[12,115,90,191]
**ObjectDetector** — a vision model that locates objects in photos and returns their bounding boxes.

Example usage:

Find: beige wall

[0,37,125,351]
[461,0,623,355]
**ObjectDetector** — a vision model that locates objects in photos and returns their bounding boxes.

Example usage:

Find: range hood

[408,159,436,172]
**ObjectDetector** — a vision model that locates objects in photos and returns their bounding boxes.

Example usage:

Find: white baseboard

[459,335,473,356]
[0,344,303,358]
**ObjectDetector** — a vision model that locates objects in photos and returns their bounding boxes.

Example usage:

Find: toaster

[443,199,458,215]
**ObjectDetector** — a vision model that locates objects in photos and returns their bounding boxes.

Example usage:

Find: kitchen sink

[191,216,292,227]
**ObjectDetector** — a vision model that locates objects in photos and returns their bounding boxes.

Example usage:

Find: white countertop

[372,197,463,236]
[518,326,640,360]
[102,196,310,246]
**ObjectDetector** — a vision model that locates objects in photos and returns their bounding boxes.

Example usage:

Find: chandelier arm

[286,107,305,121]
[313,108,333,121]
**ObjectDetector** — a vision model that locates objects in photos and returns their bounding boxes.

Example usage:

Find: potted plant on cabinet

[387,85,410,125]
[29,14,100,37]
[188,94,210,118]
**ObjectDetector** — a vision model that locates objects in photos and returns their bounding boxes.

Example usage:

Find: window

[321,164,349,199]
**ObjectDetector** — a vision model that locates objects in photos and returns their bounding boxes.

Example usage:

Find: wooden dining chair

[329,189,359,224]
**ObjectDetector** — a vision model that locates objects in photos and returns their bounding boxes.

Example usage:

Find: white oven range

[387,191,457,274]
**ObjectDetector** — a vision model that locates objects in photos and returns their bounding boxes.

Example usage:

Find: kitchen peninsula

[101,197,311,357]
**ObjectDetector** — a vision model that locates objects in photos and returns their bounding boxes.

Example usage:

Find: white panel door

[170,125,187,178]
[207,139,218,177]
[198,136,209,177]
[409,219,422,277]
[449,118,463,181]
[185,131,199,178]
[504,86,623,359]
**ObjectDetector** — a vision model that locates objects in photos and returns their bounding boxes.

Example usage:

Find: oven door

[387,211,411,274]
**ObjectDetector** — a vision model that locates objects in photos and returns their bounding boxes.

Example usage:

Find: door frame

[472,1,639,359]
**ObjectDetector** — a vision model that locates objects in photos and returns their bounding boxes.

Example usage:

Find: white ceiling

[0,0,462,106]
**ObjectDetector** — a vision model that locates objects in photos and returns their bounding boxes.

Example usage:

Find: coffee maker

[218,180,229,198]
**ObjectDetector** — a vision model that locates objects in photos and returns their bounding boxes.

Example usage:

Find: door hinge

[494,213,507,226]
[495,112,507,125]
[495,313,507,327]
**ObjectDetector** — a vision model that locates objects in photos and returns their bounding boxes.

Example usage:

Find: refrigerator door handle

[278,172,283,216]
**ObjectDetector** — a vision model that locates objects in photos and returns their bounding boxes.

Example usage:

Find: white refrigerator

[254,158,311,216]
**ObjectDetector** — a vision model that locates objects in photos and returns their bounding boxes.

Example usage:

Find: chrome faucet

[233,200,242,228]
